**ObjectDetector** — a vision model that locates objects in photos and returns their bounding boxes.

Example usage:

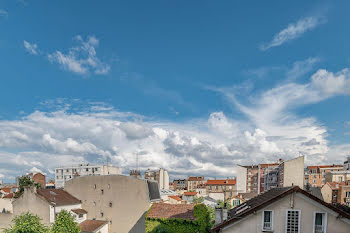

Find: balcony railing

[263,222,272,231]
[315,225,324,233]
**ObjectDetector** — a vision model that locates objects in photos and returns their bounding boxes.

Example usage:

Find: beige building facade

[64,175,159,233]
[213,187,350,233]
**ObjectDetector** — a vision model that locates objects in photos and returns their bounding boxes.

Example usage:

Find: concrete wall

[209,192,224,201]
[0,198,12,213]
[221,192,350,233]
[235,166,247,194]
[283,156,304,188]
[12,187,51,225]
[65,175,151,233]
[0,213,13,231]
[321,183,333,204]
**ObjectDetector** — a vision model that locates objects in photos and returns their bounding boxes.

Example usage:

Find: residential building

[229,195,245,209]
[203,196,218,208]
[305,164,344,187]
[325,170,350,183]
[344,156,350,170]
[55,164,122,188]
[168,196,182,204]
[160,189,178,203]
[206,179,236,200]
[236,156,304,194]
[338,182,350,207]
[80,220,108,233]
[10,187,86,225]
[27,172,46,188]
[144,168,169,190]
[0,193,14,213]
[212,186,350,233]
[195,184,207,196]
[147,203,196,221]
[321,182,341,204]
[182,191,198,202]
[173,179,187,190]
[187,176,205,191]
[64,175,160,233]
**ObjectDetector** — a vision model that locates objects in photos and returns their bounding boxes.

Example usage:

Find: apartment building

[305,164,343,187]
[338,182,350,207]
[144,168,169,190]
[206,179,236,200]
[325,170,350,183]
[173,179,187,190]
[64,175,160,233]
[212,186,350,233]
[344,156,350,170]
[187,176,205,191]
[321,182,341,204]
[236,156,304,194]
[55,164,122,188]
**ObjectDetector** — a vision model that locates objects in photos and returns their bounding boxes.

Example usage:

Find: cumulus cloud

[24,41,39,55]
[260,16,324,51]
[47,35,110,75]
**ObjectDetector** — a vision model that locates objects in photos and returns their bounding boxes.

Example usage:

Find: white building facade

[55,164,122,188]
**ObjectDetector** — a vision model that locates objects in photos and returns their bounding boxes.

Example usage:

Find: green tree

[51,210,80,233]
[4,212,49,233]
[192,196,204,204]
[15,176,42,198]
[194,204,213,233]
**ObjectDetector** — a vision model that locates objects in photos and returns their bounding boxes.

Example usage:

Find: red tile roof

[80,220,107,232]
[206,179,236,185]
[327,182,345,190]
[184,192,197,196]
[3,193,14,199]
[188,176,204,181]
[259,163,279,168]
[168,196,182,201]
[36,189,81,206]
[147,203,196,220]
[0,188,12,194]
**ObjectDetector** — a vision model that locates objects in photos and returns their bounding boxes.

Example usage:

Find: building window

[94,184,97,189]
[93,201,96,206]
[262,210,273,231]
[109,202,113,207]
[314,212,326,233]
[101,212,104,217]
[79,214,83,218]
[86,168,89,172]
[339,177,343,182]
[286,210,300,233]
[108,184,111,189]
[101,189,104,194]
[346,192,350,198]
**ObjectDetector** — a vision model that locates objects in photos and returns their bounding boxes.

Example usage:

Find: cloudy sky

[1,0,350,182]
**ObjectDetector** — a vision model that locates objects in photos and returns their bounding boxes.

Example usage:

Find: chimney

[215,206,228,225]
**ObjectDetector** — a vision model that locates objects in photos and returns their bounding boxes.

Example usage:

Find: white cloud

[286,57,320,81]
[29,167,46,175]
[24,41,39,55]
[48,35,110,75]
[260,16,323,51]
[0,9,8,18]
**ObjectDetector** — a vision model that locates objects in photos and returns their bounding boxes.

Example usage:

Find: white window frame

[262,210,274,232]
[313,212,327,233]
[285,209,301,233]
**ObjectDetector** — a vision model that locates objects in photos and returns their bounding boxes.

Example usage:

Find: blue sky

[1,0,350,182]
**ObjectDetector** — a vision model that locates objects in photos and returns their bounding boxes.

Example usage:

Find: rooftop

[184,192,197,196]
[36,189,81,206]
[188,176,204,181]
[168,196,182,201]
[147,203,196,221]
[80,220,107,233]
[71,208,88,215]
[206,179,236,185]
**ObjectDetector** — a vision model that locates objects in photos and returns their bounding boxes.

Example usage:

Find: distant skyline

[1,0,350,182]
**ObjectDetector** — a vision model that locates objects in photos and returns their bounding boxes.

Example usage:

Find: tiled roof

[71,208,88,215]
[212,186,350,232]
[184,192,197,196]
[188,176,204,181]
[36,189,81,206]
[168,196,182,201]
[327,182,345,190]
[307,165,343,170]
[80,220,107,233]
[0,188,12,194]
[3,193,14,199]
[206,179,236,185]
[147,203,196,221]
[259,163,279,168]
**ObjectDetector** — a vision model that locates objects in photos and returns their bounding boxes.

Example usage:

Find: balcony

[315,225,324,233]
[263,222,272,231]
